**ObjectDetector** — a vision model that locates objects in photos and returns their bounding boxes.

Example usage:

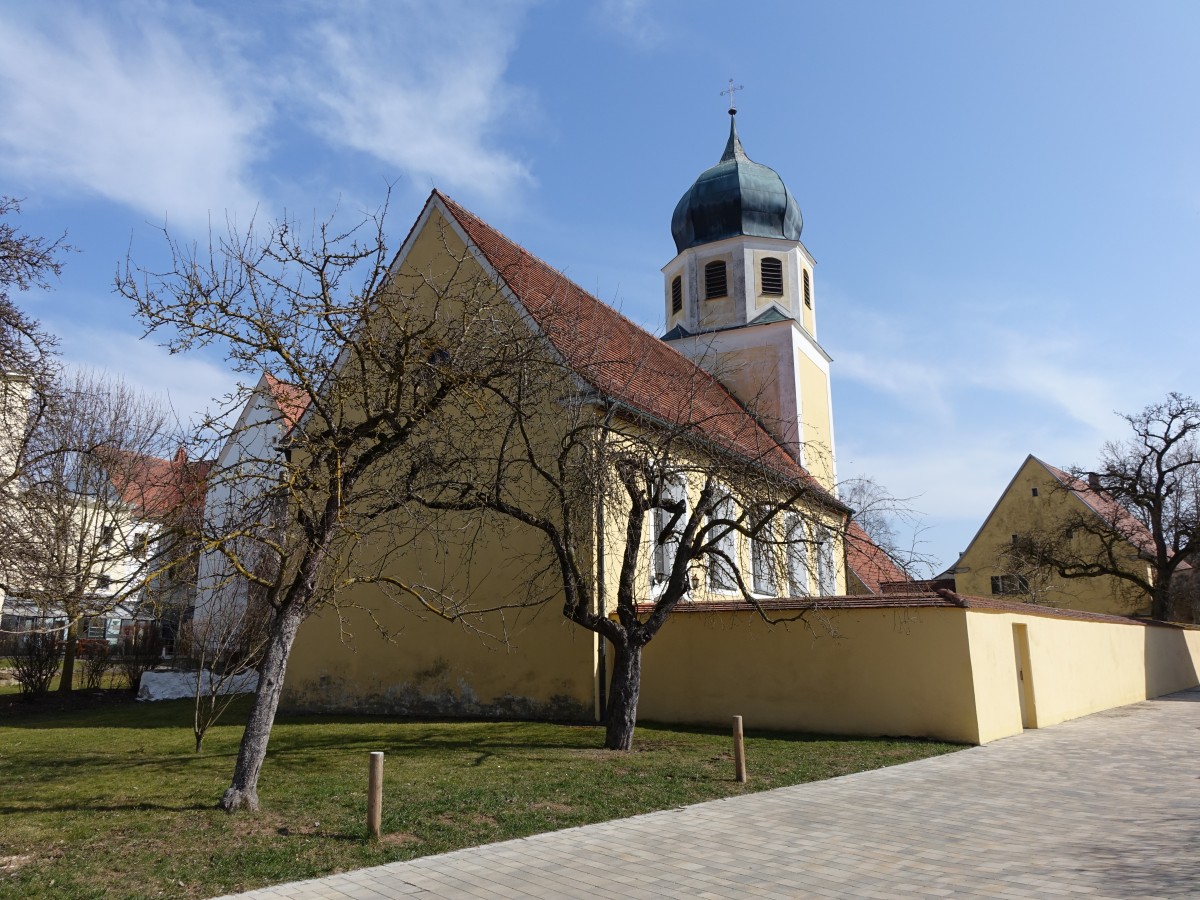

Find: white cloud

[0,4,265,231]
[297,1,537,203]
[593,0,664,48]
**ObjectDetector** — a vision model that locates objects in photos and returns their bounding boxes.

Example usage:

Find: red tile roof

[844,520,909,594]
[433,191,824,491]
[263,373,311,433]
[1040,460,1168,561]
[106,446,212,521]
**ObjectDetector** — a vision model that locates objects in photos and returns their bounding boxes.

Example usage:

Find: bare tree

[1028,393,1200,620]
[118,197,558,811]
[0,370,180,690]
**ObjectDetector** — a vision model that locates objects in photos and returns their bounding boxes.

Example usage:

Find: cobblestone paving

[216,689,1200,898]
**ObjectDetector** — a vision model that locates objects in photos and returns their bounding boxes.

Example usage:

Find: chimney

[174,446,188,465]
[1087,472,1101,491]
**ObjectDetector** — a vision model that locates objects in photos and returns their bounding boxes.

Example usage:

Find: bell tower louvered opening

[761,257,783,295]
[704,261,727,299]
[670,275,683,314]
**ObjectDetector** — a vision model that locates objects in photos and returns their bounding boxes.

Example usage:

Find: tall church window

[760,257,783,295]
[815,525,837,596]
[651,474,687,590]
[750,506,777,596]
[785,513,810,596]
[670,275,683,314]
[802,269,812,308]
[704,261,727,299]
[707,488,738,591]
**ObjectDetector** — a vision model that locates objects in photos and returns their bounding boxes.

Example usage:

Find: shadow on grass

[0,800,214,814]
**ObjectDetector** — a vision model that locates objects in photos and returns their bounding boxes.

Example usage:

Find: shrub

[11,634,62,698]
[116,625,162,692]
[77,639,112,690]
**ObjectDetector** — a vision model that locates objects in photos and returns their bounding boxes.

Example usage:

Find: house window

[86,616,107,640]
[802,269,812,308]
[1031,487,1039,497]
[1011,533,1019,544]
[707,489,737,591]
[132,532,150,559]
[750,507,776,596]
[704,261,727,299]
[815,526,837,596]
[760,258,783,295]
[670,276,683,314]
[95,574,112,591]
[785,514,810,597]
[651,474,688,588]
[100,525,115,546]
[991,574,1030,595]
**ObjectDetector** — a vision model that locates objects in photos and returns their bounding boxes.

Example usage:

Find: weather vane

[721,79,743,115]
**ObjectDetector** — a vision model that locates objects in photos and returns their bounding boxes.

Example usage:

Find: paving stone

[215,688,1200,899]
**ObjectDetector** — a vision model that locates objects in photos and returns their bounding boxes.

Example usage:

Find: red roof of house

[262,373,311,433]
[433,191,824,491]
[106,446,212,521]
[844,520,909,594]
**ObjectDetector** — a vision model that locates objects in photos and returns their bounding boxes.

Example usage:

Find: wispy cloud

[296,1,537,204]
[592,0,664,49]
[0,4,265,231]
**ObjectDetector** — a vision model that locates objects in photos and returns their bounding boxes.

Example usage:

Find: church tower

[661,110,837,491]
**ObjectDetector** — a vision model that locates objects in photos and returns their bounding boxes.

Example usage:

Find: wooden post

[732,715,747,783]
[367,751,384,839]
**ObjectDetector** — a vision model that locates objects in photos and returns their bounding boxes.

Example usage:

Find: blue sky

[1,0,1197,572]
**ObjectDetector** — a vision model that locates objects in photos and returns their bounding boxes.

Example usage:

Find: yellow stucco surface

[796,351,833,490]
[955,456,1149,616]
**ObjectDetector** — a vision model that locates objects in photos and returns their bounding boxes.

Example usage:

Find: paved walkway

[218,690,1200,899]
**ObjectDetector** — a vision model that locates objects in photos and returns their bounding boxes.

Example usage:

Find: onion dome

[670,115,802,253]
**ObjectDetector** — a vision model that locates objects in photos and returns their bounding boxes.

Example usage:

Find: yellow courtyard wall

[965,609,1200,743]
[637,606,982,744]
[955,457,1148,616]
[282,209,600,720]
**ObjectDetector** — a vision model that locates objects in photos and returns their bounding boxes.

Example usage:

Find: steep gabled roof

[262,373,311,434]
[106,447,212,521]
[433,191,825,492]
[845,520,909,594]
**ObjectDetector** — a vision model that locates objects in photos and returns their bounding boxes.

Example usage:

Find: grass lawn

[0,694,960,899]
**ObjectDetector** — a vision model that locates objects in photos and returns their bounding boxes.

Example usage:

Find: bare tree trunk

[604,642,642,751]
[219,604,303,812]
[58,620,78,692]
[1152,584,1172,622]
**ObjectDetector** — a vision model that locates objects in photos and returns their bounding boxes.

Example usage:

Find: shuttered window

[802,269,812,308]
[670,275,682,314]
[704,261,727,299]
[760,257,783,295]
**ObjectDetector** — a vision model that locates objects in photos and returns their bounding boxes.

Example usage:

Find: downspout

[595,483,608,723]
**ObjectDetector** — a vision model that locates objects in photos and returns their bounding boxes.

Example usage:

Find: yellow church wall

[955,457,1149,616]
[637,606,981,744]
[282,207,602,720]
[796,351,834,490]
[964,609,1200,743]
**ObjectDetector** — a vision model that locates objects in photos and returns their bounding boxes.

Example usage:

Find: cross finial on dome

[721,79,743,116]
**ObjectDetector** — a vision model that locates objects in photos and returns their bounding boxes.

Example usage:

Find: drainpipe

[595,485,608,724]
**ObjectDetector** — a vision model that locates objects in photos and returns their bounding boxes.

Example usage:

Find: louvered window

[670,276,682,314]
[760,258,783,295]
[802,269,812,308]
[704,261,727,299]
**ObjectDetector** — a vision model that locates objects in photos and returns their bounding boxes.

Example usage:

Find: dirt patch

[530,802,574,814]
[379,832,421,848]
[0,854,33,872]
[436,813,497,827]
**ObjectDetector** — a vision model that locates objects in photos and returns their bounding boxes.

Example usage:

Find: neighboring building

[281,113,906,720]
[0,445,211,654]
[952,455,1155,616]
[192,373,309,645]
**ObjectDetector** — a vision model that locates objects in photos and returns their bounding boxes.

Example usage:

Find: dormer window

[670,276,683,314]
[802,269,812,308]
[760,258,783,295]
[704,261,727,299]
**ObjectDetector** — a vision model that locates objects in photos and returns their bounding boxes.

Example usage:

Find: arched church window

[671,275,683,314]
[704,261,727,299]
[802,269,812,308]
[760,258,783,295]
